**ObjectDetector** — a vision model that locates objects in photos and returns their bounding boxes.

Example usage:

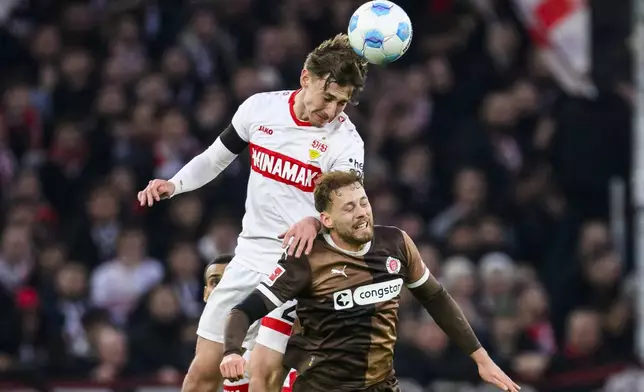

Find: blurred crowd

[0,0,639,391]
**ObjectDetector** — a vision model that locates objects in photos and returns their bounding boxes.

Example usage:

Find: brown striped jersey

[255,225,434,390]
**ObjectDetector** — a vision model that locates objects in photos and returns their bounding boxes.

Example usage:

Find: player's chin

[311,113,329,127]
[351,225,374,242]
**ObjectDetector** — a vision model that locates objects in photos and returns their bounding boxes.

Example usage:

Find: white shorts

[197,260,297,354]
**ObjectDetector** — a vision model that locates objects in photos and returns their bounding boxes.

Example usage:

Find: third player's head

[314,171,374,250]
[299,34,368,127]
[203,254,233,302]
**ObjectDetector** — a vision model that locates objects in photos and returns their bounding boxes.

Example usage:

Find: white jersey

[231,90,364,274]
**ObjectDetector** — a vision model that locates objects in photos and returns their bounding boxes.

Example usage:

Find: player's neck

[293,89,310,122]
[328,231,365,253]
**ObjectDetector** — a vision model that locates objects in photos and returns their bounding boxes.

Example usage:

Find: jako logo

[258,125,274,135]
[332,279,403,310]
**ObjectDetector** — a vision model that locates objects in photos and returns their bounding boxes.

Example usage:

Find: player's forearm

[223,292,276,356]
[169,124,248,196]
[411,283,481,355]
[168,138,236,196]
[223,309,253,356]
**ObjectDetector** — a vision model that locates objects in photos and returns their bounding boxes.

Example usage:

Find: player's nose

[355,204,369,217]
[324,104,337,119]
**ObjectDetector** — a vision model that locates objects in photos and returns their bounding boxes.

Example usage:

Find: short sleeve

[230,94,259,142]
[257,254,312,307]
[401,230,430,288]
[330,129,365,178]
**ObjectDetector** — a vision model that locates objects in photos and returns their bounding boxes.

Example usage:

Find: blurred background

[0,0,640,391]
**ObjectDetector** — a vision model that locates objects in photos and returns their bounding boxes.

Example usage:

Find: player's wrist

[166,179,179,197]
[311,216,323,233]
[470,347,491,364]
[223,348,243,357]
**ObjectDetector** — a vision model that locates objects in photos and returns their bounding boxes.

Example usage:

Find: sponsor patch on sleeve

[266,266,285,286]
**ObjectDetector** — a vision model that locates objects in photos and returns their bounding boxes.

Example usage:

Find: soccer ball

[348,1,413,65]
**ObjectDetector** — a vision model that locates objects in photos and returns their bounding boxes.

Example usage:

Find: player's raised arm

[137,95,256,207]
[400,230,521,392]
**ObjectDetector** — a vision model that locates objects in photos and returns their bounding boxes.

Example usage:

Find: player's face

[203,263,227,302]
[322,182,374,246]
[301,70,353,127]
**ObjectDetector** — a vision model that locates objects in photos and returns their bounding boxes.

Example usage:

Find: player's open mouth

[354,221,369,230]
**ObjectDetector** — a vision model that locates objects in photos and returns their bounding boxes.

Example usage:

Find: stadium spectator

[90,227,163,326]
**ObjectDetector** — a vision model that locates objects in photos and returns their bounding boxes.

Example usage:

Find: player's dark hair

[314,171,364,213]
[304,34,368,104]
[206,254,234,270]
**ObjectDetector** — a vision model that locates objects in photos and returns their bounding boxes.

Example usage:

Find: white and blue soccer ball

[348,1,413,65]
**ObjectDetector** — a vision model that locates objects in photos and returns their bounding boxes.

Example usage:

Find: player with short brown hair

[221,171,519,392]
[304,33,368,105]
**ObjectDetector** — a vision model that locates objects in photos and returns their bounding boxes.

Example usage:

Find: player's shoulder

[308,233,330,255]
[330,113,363,147]
[373,225,405,238]
[302,234,339,264]
[236,90,294,125]
[243,90,293,107]
[372,225,408,250]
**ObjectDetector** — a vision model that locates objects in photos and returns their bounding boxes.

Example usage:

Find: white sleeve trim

[257,284,284,307]
[406,267,430,289]
[168,138,237,197]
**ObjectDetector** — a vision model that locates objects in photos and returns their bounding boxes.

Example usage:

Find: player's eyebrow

[342,196,368,208]
[325,91,349,102]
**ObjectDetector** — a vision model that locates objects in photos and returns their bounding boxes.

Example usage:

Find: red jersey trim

[288,89,312,127]
[249,143,322,193]
[223,384,249,392]
[261,317,293,336]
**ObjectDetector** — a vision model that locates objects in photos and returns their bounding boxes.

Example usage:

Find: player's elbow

[410,281,447,306]
[232,292,273,323]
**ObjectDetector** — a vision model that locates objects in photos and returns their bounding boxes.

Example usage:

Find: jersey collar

[288,89,313,127]
[323,233,371,257]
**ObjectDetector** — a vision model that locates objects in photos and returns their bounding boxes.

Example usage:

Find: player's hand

[477,358,520,392]
[279,216,321,257]
[220,353,246,382]
[137,179,175,207]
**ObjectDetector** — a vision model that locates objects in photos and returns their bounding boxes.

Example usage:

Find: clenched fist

[137,179,176,207]
[220,353,246,382]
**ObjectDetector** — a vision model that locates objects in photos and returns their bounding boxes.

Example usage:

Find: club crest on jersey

[386,257,401,274]
[266,266,285,286]
[309,139,328,161]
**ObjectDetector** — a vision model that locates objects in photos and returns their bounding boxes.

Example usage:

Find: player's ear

[320,212,333,230]
[300,69,310,89]
[203,286,208,303]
